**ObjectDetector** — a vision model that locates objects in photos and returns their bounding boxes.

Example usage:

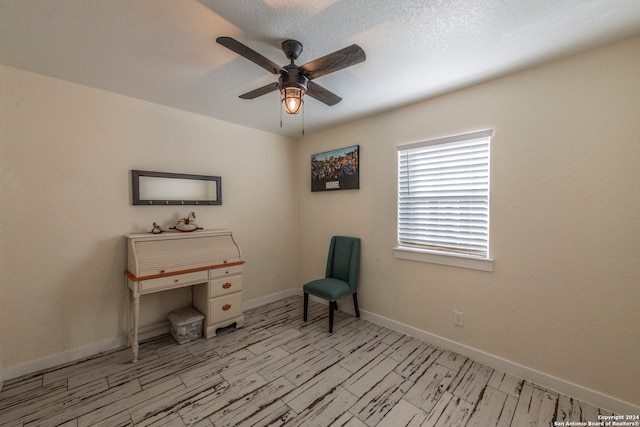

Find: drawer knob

[222,304,231,311]
[160,270,166,274]
[174,279,179,283]
[222,283,232,289]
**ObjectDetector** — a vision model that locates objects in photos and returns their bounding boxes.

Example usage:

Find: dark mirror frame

[132,170,222,205]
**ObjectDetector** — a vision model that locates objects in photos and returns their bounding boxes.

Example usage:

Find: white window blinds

[397,130,491,258]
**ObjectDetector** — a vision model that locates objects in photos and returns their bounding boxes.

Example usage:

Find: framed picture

[311,145,359,192]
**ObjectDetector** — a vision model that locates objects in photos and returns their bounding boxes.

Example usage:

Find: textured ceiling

[1,0,640,137]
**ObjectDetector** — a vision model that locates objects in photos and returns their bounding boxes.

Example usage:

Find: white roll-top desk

[125,229,245,362]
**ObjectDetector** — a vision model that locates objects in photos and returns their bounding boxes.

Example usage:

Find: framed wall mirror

[132,170,222,205]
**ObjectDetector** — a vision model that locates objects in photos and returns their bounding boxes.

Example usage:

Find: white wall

[296,36,640,408]
[0,66,298,376]
[2,35,638,411]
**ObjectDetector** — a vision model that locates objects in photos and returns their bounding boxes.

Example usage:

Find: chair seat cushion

[303,278,352,301]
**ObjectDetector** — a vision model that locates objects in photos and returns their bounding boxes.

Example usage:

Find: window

[395,129,493,271]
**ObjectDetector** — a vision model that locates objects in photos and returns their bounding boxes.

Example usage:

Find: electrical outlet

[453,311,464,327]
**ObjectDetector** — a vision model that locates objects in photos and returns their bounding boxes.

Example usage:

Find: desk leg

[131,294,140,363]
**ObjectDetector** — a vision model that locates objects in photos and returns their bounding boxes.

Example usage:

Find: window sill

[393,246,494,272]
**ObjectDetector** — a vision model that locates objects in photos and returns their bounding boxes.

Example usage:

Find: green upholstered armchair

[303,236,361,333]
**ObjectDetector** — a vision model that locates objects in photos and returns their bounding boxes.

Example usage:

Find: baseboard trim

[1,290,300,384]
[2,336,126,383]
[358,307,639,415]
[302,291,638,414]
[0,347,4,392]
[3,289,638,414]
[243,288,300,311]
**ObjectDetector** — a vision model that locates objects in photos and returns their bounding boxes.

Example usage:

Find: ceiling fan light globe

[282,87,304,114]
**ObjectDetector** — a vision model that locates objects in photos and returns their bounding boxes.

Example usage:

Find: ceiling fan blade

[306,81,342,106]
[300,44,366,80]
[239,82,280,99]
[217,37,285,75]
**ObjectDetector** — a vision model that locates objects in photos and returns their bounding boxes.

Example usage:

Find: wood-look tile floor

[0,296,614,426]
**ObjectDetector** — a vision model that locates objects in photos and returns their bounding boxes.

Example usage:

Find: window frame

[394,129,494,272]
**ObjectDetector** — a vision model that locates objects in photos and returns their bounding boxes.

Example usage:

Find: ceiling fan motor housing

[279,64,308,91]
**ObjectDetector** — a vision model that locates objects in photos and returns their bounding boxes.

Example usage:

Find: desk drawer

[209,275,243,298]
[208,293,243,325]
[209,264,242,280]
[140,271,208,293]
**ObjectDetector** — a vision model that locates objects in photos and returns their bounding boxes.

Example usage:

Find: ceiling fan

[216,37,366,115]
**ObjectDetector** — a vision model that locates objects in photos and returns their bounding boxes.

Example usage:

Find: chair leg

[332,300,338,311]
[329,301,334,333]
[353,293,360,318]
[303,292,309,321]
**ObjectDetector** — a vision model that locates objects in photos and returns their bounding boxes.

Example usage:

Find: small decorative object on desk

[170,211,203,232]
[150,222,164,234]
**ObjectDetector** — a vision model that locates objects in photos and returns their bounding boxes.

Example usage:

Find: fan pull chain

[280,99,283,128]
[302,103,305,136]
